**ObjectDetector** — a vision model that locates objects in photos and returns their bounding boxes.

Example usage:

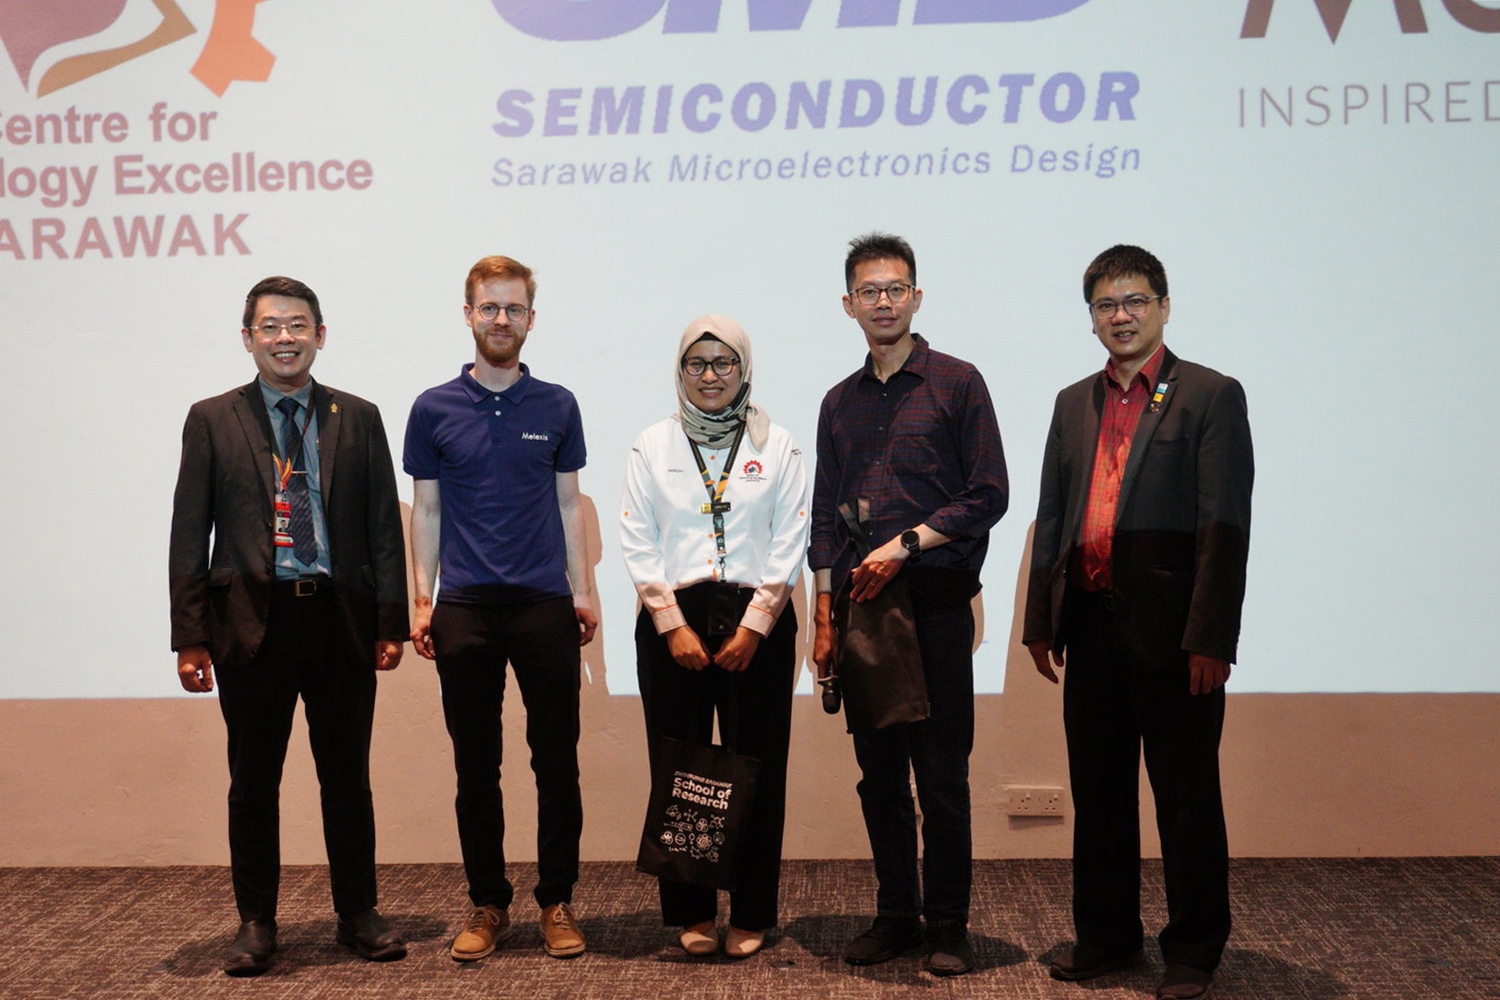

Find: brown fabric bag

[832,500,929,731]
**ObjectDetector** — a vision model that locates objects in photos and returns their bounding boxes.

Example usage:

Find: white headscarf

[673,314,770,451]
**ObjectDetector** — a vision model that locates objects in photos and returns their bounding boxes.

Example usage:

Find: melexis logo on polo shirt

[522,432,551,441]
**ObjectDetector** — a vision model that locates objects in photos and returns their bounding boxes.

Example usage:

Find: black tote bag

[636,691,761,890]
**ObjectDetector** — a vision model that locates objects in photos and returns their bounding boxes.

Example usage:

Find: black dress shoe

[1156,963,1213,999]
[336,908,408,962]
[224,919,276,977]
[924,923,975,976]
[844,916,924,965]
[1048,942,1145,981]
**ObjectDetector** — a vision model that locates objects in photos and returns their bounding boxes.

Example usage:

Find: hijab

[673,314,770,451]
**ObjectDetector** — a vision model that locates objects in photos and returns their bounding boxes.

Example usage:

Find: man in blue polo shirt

[405,254,598,962]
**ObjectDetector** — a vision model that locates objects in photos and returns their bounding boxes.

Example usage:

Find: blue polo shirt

[404,363,586,604]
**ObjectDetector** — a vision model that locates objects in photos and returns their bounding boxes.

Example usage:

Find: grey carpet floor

[0,858,1495,999]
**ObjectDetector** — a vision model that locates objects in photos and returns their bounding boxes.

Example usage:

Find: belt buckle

[293,579,318,598]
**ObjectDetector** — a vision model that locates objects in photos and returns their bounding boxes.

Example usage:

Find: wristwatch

[901,529,921,560]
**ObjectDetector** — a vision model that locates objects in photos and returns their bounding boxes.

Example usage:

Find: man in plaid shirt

[810,232,1008,977]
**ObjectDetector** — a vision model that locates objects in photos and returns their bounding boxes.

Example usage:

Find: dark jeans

[635,583,798,931]
[850,585,975,925]
[433,596,582,910]
[1061,587,1231,971]
[216,582,378,922]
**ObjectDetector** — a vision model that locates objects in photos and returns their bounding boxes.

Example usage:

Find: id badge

[273,495,293,548]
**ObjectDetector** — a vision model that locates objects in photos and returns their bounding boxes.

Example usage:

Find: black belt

[1066,584,1116,613]
[274,578,327,598]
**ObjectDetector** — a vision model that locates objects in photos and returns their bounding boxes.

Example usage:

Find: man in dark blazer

[170,276,410,976]
[1023,246,1253,1000]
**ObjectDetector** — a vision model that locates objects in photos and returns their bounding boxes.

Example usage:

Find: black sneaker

[925,923,974,976]
[844,915,924,965]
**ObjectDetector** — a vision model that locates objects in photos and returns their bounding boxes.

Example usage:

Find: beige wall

[6,519,1497,866]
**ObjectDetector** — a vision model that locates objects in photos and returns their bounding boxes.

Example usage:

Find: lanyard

[687,425,744,581]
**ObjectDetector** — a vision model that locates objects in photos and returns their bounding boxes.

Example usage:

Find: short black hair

[845,232,916,291]
[1082,245,1168,302]
[243,275,323,329]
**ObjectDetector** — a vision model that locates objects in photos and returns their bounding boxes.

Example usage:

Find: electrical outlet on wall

[1005,785,1065,817]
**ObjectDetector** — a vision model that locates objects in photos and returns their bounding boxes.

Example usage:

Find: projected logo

[0,0,275,98]
[492,0,1094,41]
[1240,0,1500,40]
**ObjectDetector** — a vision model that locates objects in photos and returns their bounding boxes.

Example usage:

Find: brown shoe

[540,902,586,958]
[450,904,511,962]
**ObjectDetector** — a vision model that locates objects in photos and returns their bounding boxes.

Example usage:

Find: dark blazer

[169,379,408,669]
[1023,348,1253,664]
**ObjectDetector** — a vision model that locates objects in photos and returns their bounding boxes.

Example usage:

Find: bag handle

[838,498,874,559]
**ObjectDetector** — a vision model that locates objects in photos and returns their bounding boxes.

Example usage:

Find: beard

[472,325,526,366]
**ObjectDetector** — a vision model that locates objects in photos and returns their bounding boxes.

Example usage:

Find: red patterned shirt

[1072,345,1166,591]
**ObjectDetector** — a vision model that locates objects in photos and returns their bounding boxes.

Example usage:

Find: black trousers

[849,584,975,925]
[433,596,582,910]
[635,583,797,931]
[1061,587,1231,971]
[215,582,379,922]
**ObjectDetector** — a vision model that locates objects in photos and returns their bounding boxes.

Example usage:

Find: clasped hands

[667,624,761,672]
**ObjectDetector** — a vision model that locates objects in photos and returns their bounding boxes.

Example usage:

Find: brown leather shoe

[450,904,511,961]
[540,902,586,958]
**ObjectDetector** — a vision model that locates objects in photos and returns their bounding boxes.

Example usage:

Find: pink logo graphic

[742,460,763,476]
[0,0,276,98]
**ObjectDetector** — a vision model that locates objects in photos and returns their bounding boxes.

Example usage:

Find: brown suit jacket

[169,378,408,669]
[1022,348,1253,664]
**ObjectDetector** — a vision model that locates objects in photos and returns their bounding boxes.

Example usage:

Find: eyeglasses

[682,357,740,377]
[852,283,913,306]
[253,320,313,336]
[474,302,531,322]
[1089,294,1161,319]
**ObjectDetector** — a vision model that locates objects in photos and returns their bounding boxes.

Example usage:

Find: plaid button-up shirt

[810,334,1008,586]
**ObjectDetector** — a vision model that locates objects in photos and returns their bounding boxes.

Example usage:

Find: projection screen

[0,0,1495,698]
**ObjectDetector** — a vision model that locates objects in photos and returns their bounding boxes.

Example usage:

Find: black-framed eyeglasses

[1089,294,1161,319]
[475,302,530,322]
[253,320,313,336]
[682,357,740,377]
[852,283,913,306]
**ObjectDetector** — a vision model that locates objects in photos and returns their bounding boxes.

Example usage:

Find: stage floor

[0,857,1495,999]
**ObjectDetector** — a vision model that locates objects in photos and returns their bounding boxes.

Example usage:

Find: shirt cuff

[740,602,775,637]
[651,603,687,635]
